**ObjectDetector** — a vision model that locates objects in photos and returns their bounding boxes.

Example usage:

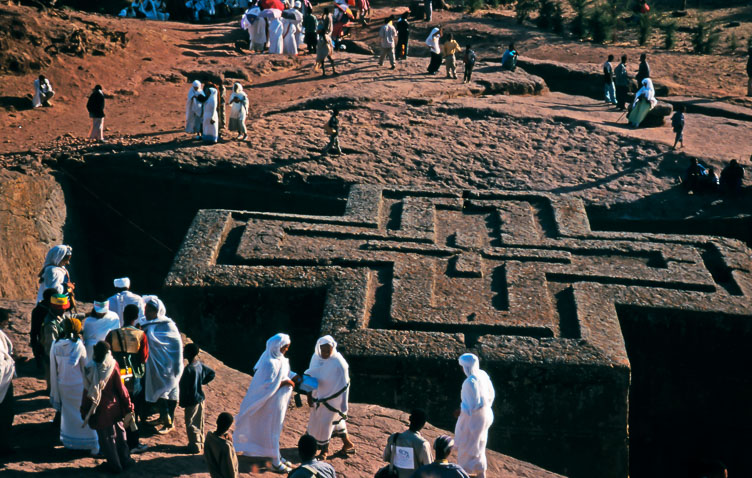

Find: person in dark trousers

[603,54,617,105]
[671,104,685,150]
[637,53,650,84]
[105,304,149,454]
[463,45,476,84]
[322,108,342,156]
[395,11,410,60]
[30,289,54,371]
[86,85,106,141]
[303,8,318,54]
[82,341,135,474]
[204,412,238,478]
[614,54,630,111]
[720,159,744,196]
[288,434,337,478]
[424,0,431,22]
[179,342,215,454]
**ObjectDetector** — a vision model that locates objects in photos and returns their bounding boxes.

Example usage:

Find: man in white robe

[268,15,284,54]
[201,87,219,143]
[305,335,354,458]
[36,244,73,304]
[0,326,16,453]
[185,81,203,136]
[454,353,495,478]
[234,333,298,473]
[141,296,183,433]
[107,277,145,327]
[252,16,267,52]
[33,75,55,108]
[282,16,299,55]
[82,301,121,359]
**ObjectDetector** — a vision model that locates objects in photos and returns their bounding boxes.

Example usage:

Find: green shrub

[638,12,652,46]
[662,21,677,50]
[568,0,590,39]
[692,16,719,54]
[551,2,564,34]
[589,4,615,44]
[467,0,485,12]
[516,0,538,24]
[727,32,738,53]
[536,0,555,29]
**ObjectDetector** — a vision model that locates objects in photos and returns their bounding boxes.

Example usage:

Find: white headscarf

[306,335,349,404]
[458,353,495,410]
[255,333,291,370]
[633,78,658,109]
[188,80,202,100]
[236,333,292,419]
[40,245,71,277]
[143,295,166,319]
[314,335,337,358]
[82,350,118,424]
[141,295,183,402]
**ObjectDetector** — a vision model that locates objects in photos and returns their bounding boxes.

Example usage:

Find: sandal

[271,463,292,474]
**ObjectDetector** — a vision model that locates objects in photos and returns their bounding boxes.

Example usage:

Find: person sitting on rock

[412,435,470,478]
[702,166,720,193]
[381,409,433,478]
[501,42,517,71]
[682,157,708,194]
[288,434,337,478]
[627,78,657,128]
[205,412,238,478]
[719,159,744,196]
[33,75,55,108]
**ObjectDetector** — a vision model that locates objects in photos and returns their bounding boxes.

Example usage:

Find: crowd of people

[0,244,497,477]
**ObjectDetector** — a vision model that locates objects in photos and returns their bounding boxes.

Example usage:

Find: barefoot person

[314,31,337,76]
[305,335,355,459]
[228,83,248,141]
[234,333,299,474]
[86,85,106,141]
[33,75,55,108]
[454,353,495,478]
[186,80,204,138]
[202,86,219,144]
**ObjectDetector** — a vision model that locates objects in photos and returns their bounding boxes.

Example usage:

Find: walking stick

[616,110,627,123]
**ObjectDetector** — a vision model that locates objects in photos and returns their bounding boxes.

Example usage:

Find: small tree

[589,4,615,44]
[568,0,590,39]
[551,1,564,34]
[727,32,738,54]
[692,16,719,54]
[662,21,677,50]
[638,13,652,46]
[467,0,485,12]
[516,0,539,24]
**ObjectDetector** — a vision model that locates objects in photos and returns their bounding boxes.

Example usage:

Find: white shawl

[0,330,15,403]
[82,312,121,359]
[459,353,495,414]
[33,78,53,108]
[238,333,292,419]
[229,84,248,121]
[141,297,183,403]
[37,245,71,303]
[304,335,349,413]
[82,351,118,423]
[185,80,203,132]
[202,88,219,139]
[633,78,658,109]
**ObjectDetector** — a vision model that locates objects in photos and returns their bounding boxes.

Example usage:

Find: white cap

[114,277,131,289]
[94,301,109,314]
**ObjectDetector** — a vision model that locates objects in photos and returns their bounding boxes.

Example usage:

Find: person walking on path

[603,54,617,105]
[378,16,397,70]
[86,85,106,142]
[441,33,461,79]
[454,353,495,478]
[395,11,410,60]
[314,31,337,76]
[426,26,442,75]
[322,108,342,156]
[614,55,629,111]
[463,45,476,84]
[671,104,685,150]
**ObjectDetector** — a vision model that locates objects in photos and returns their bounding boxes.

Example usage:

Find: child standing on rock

[463,45,476,84]
[179,343,215,454]
[322,108,342,156]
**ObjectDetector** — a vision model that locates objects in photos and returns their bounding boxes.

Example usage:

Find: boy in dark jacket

[463,45,476,84]
[179,343,216,454]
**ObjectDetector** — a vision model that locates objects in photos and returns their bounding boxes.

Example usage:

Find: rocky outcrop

[475,65,548,96]
[0,171,65,300]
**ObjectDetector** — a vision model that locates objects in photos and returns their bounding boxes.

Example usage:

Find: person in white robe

[36,245,73,304]
[234,333,298,473]
[82,301,121,359]
[268,16,284,54]
[107,277,145,327]
[201,87,219,143]
[228,83,248,140]
[50,318,99,454]
[141,296,183,433]
[242,6,260,46]
[294,1,305,50]
[304,335,355,458]
[0,327,16,453]
[282,16,299,55]
[33,75,55,108]
[454,353,495,478]
[185,80,203,136]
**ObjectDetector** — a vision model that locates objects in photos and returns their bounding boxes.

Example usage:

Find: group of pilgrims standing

[0,243,496,477]
[185,80,249,143]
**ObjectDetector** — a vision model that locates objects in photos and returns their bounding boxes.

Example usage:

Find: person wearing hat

[141,296,183,434]
[204,412,238,478]
[49,317,100,454]
[412,435,470,477]
[83,300,121,360]
[108,277,145,327]
[454,353,495,478]
[41,293,85,392]
[382,409,433,478]
[36,244,74,304]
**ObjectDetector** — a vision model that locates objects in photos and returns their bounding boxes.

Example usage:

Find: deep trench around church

[55,162,752,478]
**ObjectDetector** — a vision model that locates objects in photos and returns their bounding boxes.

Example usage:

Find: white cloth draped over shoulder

[268,17,284,54]
[141,296,183,403]
[229,84,248,125]
[36,245,72,303]
[234,333,295,465]
[82,312,121,359]
[49,338,99,453]
[185,80,203,134]
[107,290,145,326]
[305,335,349,445]
[282,17,299,55]
[202,87,219,142]
[0,330,15,403]
[633,78,658,109]
[33,78,54,108]
[252,16,267,50]
[454,353,495,476]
